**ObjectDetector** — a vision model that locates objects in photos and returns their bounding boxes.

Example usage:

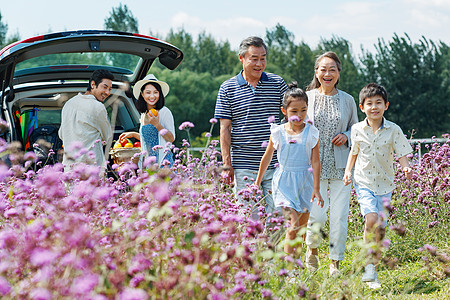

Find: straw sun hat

[132,74,170,99]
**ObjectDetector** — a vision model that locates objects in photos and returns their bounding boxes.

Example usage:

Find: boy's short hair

[359,83,388,106]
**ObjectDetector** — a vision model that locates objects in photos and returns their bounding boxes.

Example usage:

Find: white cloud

[407,8,448,28]
[168,12,267,48]
[152,1,449,54]
[404,0,450,9]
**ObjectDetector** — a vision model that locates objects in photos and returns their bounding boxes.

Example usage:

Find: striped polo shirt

[215,71,288,170]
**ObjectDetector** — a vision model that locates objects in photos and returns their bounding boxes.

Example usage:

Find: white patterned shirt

[351,118,413,194]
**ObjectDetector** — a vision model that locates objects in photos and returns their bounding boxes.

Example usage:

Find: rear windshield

[15,53,141,73]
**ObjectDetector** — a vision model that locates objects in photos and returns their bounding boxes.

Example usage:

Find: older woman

[304,51,358,276]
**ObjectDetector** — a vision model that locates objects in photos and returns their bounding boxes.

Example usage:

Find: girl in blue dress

[119,74,175,168]
[255,82,323,255]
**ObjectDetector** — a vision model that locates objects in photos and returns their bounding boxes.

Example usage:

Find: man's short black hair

[87,69,114,91]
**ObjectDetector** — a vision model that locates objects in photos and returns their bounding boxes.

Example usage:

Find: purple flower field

[0,126,448,299]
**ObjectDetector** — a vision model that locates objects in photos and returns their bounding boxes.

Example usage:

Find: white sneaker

[366,273,382,289]
[362,264,376,282]
[329,263,340,277]
[306,249,319,272]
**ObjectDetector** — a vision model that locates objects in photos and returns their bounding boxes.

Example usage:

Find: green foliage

[318,35,364,99]
[104,4,138,33]
[360,34,450,137]
[164,28,197,71]
[163,30,240,77]
[0,12,7,47]
[104,4,139,70]
[156,69,225,144]
[1,4,448,139]
[264,24,316,89]
[0,12,20,49]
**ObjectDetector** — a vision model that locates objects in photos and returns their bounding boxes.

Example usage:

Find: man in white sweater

[59,69,113,171]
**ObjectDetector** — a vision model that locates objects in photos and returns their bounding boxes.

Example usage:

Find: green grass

[253,206,450,299]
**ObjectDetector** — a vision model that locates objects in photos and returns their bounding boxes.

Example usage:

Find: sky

[1,0,449,56]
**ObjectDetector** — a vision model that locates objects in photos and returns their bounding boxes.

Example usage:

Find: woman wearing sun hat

[119,74,175,167]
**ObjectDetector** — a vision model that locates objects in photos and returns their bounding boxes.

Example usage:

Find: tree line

[1,5,449,142]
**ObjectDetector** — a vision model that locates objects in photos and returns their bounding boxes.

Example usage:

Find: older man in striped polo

[214,36,288,219]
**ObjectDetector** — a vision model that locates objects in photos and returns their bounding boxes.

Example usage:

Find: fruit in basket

[149,109,158,117]
[124,142,134,148]
[113,142,122,149]
[134,141,141,147]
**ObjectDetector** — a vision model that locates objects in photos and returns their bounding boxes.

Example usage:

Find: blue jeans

[234,168,277,219]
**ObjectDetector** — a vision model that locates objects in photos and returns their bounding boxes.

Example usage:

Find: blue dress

[272,124,315,213]
[140,124,173,168]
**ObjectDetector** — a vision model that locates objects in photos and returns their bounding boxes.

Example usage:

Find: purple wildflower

[30,248,59,267]
[423,244,437,255]
[288,115,300,122]
[30,288,52,300]
[267,116,276,123]
[71,273,99,295]
[298,284,309,297]
[0,276,11,296]
[0,164,11,182]
[428,221,438,228]
[261,289,273,298]
[159,129,168,136]
[143,156,157,168]
[179,121,195,130]
[209,118,218,124]
[119,288,148,300]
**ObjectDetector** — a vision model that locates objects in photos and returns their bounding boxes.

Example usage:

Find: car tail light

[0,35,45,57]
[132,33,159,40]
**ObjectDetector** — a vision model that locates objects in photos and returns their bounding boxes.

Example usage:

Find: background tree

[156,68,225,143]
[104,4,139,69]
[3,3,448,140]
[0,12,7,48]
[0,11,19,48]
[317,35,363,99]
[164,28,196,72]
[193,32,238,76]
[360,34,450,137]
[265,23,297,81]
[104,4,138,33]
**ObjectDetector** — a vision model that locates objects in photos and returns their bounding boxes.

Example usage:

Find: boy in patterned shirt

[343,83,413,286]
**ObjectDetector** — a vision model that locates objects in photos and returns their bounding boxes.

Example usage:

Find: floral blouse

[313,91,345,179]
